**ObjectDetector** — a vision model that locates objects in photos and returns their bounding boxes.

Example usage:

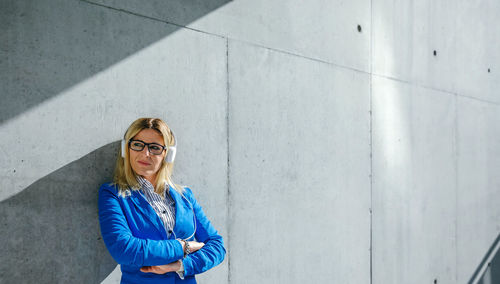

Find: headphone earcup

[165,129,177,163]
[165,146,176,163]
[121,140,126,158]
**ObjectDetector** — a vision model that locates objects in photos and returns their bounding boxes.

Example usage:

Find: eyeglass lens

[129,140,164,155]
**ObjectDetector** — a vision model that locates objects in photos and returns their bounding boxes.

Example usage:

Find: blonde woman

[98,118,225,283]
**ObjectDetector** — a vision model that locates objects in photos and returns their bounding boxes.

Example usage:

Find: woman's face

[128,129,166,183]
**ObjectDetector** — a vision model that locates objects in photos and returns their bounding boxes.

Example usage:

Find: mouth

[138,161,151,166]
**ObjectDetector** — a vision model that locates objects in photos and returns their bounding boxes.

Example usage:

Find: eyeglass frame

[127,139,167,155]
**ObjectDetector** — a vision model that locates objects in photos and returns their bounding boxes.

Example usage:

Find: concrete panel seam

[79,0,226,40]
[455,94,500,106]
[369,0,373,282]
[371,73,457,96]
[229,38,370,75]
[225,37,231,284]
[454,93,459,283]
[372,73,500,106]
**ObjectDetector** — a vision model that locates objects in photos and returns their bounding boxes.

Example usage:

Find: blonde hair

[113,117,184,197]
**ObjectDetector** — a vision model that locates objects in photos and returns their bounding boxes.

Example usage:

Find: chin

[136,170,151,176]
[132,168,152,178]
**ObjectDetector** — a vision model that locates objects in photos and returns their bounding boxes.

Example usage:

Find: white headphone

[121,129,177,163]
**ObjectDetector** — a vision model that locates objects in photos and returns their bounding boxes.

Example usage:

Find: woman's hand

[139,242,204,275]
[140,260,181,274]
[187,241,205,253]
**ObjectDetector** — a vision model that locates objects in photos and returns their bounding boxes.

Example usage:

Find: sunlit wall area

[372,0,500,283]
[372,77,457,284]
[1,0,499,283]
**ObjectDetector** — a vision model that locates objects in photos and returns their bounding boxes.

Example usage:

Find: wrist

[184,241,191,257]
[177,239,186,254]
[176,260,185,280]
[177,260,184,272]
[176,239,191,257]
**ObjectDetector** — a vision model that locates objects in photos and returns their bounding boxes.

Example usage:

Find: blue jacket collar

[127,184,195,240]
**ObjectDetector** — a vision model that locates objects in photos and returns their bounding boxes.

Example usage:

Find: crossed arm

[98,184,225,277]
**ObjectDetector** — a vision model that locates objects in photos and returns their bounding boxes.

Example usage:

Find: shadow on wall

[470,234,500,284]
[0,142,120,283]
[0,0,230,124]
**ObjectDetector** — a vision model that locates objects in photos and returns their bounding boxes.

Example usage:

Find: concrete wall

[1,0,499,283]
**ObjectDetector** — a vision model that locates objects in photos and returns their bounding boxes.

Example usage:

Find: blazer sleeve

[181,187,226,276]
[98,184,184,267]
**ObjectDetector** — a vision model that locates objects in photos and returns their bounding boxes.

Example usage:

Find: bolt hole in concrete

[434,279,437,284]
[433,50,437,56]
[488,68,491,73]
[357,24,362,32]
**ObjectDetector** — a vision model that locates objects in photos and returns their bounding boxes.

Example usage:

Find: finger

[195,242,205,251]
[151,266,165,274]
[140,266,151,273]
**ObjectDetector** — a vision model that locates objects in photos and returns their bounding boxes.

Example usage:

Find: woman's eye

[133,142,144,147]
[150,145,161,151]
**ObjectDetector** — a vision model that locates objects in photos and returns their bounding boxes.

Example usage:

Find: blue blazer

[98,183,225,284]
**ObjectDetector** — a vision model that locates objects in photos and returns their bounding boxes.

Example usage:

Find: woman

[98,118,225,283]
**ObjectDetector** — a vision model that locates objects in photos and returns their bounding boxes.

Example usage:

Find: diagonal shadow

[0,142,120,283]
[469,234,500,284]
[0,0,230,124]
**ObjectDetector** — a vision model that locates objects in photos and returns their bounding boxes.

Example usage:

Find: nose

[140,146,151,156]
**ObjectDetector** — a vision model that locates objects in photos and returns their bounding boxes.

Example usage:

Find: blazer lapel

[129,189,168,239]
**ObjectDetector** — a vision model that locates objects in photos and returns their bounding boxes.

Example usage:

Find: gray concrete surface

[1,0,499,283]
[457,98,500,283]
[228,40,370,283]
[373,0,500,103]
[1,0,228,282]
[87,0,371,72]
[372,77,457,284]
[372,0,458,93]
[0,143,118,283]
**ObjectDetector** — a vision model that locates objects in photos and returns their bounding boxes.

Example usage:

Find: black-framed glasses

[128,139,166,155]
